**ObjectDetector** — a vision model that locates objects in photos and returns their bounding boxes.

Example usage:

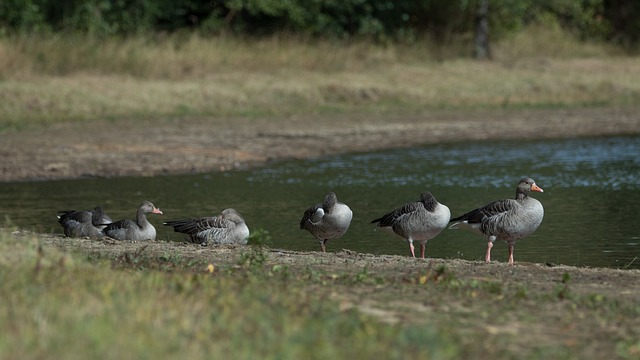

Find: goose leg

[507,243,515,265]
[318,238,327,252]
[408,239,416,258]
[420,243,426,259]
[485,239,494,263]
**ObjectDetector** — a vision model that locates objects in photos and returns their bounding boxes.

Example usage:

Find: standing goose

[102,201,163,241]
[449,177,544,264]
[371,192,451,259]
[57,206,113,238]
[300,192,353,252]
[163,208,250,246]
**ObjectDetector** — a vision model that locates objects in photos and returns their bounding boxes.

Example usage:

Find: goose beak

[153,208,164,214]
[531,183,544,193]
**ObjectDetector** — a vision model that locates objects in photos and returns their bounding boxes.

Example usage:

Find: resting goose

[449,177,544,264]
[102,201,163,241]
[57,206,112,238]
[300,192,353,252]
[163,208,250,246]
[371,192,451,258]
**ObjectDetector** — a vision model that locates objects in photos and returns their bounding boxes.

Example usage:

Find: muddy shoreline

[1,107,639,182]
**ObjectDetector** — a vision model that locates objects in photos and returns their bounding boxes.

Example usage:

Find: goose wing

[451,199,517,224]
[300,204,323,228]
[58,210,92,224]
[371,202,420,227]
[104,219,136,231]
[164,216,230,236]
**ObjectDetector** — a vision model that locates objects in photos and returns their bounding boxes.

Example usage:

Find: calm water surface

[1,136,639,269]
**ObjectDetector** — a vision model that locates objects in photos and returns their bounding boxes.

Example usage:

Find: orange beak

[531,183,544,193]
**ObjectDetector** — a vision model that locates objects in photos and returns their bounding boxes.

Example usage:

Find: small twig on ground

[623,256,637,269]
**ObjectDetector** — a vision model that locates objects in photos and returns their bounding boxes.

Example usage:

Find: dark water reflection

[1,136,639,269]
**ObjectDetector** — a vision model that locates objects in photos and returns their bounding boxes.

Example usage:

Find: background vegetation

[1,0,639,131]
[1,28,639,130]
[1,0,639,48]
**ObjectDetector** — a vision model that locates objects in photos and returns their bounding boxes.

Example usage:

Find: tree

[474,0,490,59]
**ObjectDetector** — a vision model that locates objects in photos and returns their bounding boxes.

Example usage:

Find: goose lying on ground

[163,208,250,246]
[371,192,450,258]
[57,206,112,238]
[300,192,353,252]
[449,177,544,264]
[102,201,163,241]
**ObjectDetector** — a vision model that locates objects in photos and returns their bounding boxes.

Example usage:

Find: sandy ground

[1,107,639,182]
[35,232,640,288]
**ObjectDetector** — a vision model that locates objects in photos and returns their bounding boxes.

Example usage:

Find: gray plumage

[449,177,545,264]
[163,208,250,246]
[102,201,163,241]
[300,192,353,252]
[57,206,112,238]
[372,192,451,259]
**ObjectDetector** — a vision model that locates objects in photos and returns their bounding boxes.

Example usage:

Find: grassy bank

[1,230,453,359]
[2,229,639,359]
[1,27,639,130]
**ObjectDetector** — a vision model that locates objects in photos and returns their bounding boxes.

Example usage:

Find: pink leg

[409,242,416,258]
[508,243,515,265]
[420,243,426,259]
[485,241,493,262]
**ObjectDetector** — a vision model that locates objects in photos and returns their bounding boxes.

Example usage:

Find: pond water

[1,136,639,269]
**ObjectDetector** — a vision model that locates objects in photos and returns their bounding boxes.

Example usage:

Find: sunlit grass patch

[1,30,639,130]
[493,19,621,60]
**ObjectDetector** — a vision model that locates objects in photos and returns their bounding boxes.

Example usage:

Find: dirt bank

[31,230,640,303]
[1,107,639,182]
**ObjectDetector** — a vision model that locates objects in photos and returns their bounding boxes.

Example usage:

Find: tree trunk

[474,0,491,60]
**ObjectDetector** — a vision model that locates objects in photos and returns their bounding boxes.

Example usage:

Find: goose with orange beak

[449,177,544,264]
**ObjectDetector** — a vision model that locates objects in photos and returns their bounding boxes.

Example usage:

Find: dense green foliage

[1,0,638,46]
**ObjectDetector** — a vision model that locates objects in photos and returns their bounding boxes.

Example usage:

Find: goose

[102,201,163,241]
[57,206,112,238]
[163,208,250,246]
[449,177,544,264]
[300,192,353,252]
[371,192,451,258]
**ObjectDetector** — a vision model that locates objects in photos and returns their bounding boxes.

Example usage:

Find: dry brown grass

[1,28,638,130]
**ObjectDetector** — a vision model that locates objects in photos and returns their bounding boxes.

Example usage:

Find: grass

[2,229,640,359]
[1,27,639,130]
[0,232,456,359]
